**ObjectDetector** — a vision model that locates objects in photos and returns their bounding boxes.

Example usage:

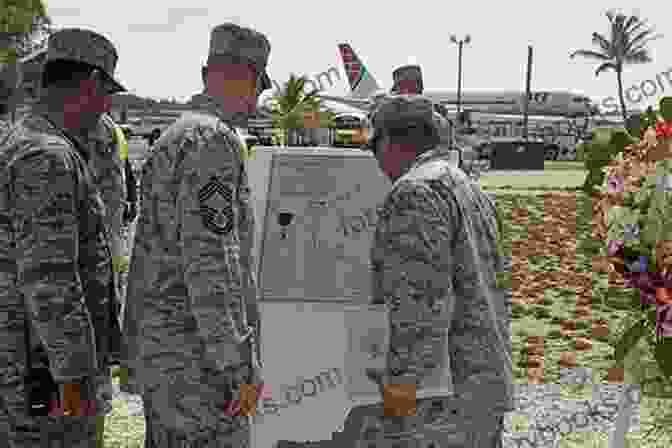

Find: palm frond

[626,31,663,55]
[623,14,642,33]
[570,49,610,60]
[610,14,627,49]
[623,49,653,64]
[591,32,612,53]
[624,19,647,39]
[573,12,659,70]
[595,62,619,77]
[613,12,627,30]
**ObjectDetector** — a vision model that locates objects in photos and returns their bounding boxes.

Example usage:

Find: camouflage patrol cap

[372,94,434,131]
[391,65,423,94]
[208,23,272,92]
[368,95,449,152]
[46,28,125,93]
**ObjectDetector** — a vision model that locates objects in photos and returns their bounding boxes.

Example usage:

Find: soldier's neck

[32,101,92,157]
[34,99,88,139]
[200,91,249,127]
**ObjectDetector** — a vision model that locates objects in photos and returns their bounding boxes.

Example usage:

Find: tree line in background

[0,0,51,63]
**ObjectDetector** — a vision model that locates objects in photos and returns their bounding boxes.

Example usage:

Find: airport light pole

[450,34,470,117]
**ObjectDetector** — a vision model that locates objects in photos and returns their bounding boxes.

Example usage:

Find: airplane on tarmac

[318,43,600,118]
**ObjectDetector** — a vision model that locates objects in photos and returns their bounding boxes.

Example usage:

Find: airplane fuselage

[320,90,594,118]
[422,90,593,117]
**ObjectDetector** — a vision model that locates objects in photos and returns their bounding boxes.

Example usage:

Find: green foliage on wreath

[582,128,636,195]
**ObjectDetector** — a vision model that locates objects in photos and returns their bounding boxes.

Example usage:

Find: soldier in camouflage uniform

[88,113,128,308]
[0,28,125,447]
[85,112,127,446]
[121,23,270,447]
[354,95,514,447]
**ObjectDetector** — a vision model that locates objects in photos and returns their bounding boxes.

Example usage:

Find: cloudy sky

[46,1,671,111]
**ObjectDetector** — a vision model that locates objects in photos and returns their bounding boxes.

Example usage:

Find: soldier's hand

[201,364,236,410]
[243,361,265,416]
[203,363,262,417]
[56,379,96,416]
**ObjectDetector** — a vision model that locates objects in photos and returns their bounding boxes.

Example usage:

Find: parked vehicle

[474,137,546,170]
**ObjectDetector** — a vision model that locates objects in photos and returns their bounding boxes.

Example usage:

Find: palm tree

[269,74,335,146]
[570,10,661,123]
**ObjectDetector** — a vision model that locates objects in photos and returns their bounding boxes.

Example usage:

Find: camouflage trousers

[140,364,253,448]
[143,394,250,448]
[347,397,505,448]
[0,369,98,448]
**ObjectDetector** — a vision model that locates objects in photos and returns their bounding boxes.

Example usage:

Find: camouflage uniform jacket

[88,114,126,224]
[122,94,258,394]
[77,114,127,415]
[0,118,10,141]
[0,112,117,386]
[370,147,515,413]
[86,113,126,312]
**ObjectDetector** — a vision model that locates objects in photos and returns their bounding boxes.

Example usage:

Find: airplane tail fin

[338,43,380,98]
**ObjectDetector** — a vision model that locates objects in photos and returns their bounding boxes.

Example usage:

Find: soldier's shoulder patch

[198,175,234,235]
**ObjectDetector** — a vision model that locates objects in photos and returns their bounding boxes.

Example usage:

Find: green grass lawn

[479,160,587,190]
[105,167,672,447]
[545,161,585,171]
[480,170,586,190]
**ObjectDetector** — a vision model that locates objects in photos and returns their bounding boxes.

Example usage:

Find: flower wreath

[593,113,672,339]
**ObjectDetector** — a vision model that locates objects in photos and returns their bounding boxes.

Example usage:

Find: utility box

[247,147,392,448]
[488,137,545,170]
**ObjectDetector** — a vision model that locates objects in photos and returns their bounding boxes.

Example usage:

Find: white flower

[656,174,672,193]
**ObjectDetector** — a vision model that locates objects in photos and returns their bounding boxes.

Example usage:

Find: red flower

[655,121,672,139]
